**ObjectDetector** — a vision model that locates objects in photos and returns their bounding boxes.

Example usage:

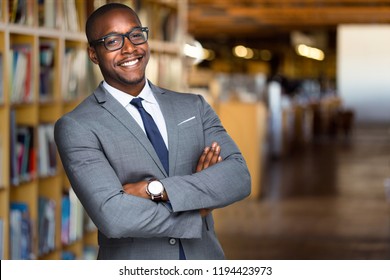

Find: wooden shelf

[0,0,187,260]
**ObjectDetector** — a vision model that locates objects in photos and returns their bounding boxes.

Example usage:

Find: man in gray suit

[54,3,251,260]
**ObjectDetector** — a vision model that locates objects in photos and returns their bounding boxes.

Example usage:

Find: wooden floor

[214,124,390,260]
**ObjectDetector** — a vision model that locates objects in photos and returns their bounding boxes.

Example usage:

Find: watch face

[148,181,164,195]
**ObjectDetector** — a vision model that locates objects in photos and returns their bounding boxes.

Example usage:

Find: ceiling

[188,0,390,47]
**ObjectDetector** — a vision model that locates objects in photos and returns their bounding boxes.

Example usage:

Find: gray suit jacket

[54,82,251,259]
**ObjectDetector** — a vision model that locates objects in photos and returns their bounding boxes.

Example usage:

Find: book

[84,210,96,233]
[10,202,33,259]
[10,123,35,186]
[38,196,56,256]
[10,49,27,103]
[137,2,178,42]
[0,53,3,103]
[61,250,76,260]
[0,219,4,259]
[83,245,98,260]
[62,189,84,244]
[16,126,31,182]
[15,126,35,184]
[9,0,34,26]
[38,123,57,177]
[9,0,25,24]
[63,0,79,32]
[69,188,83,242]
[39,42,55,102]
[10,45,33,104]
[10,110,19,186]
[39,0,61,29]
[61,194,70,245]
[0,136,3,188]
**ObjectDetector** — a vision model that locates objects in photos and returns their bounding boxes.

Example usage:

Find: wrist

[146,179,165,201]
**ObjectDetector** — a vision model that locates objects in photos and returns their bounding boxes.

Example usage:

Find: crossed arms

[123,141,223,217]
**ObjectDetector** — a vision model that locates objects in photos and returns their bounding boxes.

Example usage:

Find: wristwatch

[146,179,165,201]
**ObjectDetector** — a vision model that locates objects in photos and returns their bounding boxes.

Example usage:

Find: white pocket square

[178,116,195,126]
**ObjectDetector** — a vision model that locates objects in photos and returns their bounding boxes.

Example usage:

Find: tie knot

[130,97,144,109]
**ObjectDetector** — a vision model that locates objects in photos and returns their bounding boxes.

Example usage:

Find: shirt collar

[102,80,157,107]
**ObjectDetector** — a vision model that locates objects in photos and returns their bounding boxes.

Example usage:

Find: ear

[88,46,99,64]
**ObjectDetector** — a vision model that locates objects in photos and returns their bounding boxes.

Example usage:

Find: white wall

[337,25,390,123]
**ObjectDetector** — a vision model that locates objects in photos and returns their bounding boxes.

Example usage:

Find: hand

[197,142,223,216]
[123,181,149,199]
[196,142,222,172]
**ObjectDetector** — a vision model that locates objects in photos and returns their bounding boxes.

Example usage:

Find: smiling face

[87,8,150,96]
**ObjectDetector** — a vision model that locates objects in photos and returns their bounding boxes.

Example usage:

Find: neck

[105,79,147,97]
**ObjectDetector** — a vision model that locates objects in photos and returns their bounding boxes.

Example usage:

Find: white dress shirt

[103,80,169,149]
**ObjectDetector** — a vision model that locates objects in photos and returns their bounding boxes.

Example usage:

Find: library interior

[0,0,390,260]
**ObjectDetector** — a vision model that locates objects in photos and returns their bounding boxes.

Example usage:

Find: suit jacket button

[169,238,176,245]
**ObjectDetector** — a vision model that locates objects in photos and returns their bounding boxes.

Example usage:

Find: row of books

[9,0,34,26]
[6,43,96,103]
[139,2,180,42]
[10,112,36,186]
[91,0,180,43]
[9,44,34,104]
[10,113,58,185]
[10,0,181,37]
[38,0,64,30]
[61,0,80,32]
[10,111,36,186]
[9,0,181,40]
[10,189,96,259]
[9,0,80,31]
[45,49,184,101]
[62,48,93,101]
[146,53,183,91]
[61,189,92,246]
[62,246,97,260]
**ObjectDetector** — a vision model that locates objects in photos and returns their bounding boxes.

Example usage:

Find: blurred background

[184,0,390,260]
[1,0,389,260]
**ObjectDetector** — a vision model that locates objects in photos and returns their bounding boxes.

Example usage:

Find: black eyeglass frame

[89,27,149,51]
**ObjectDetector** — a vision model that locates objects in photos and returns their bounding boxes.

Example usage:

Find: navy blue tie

[131,98,186,259]
[130,98,169,174]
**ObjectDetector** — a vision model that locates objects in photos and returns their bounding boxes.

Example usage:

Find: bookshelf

[0,0,187,260]
[217,101,267,200]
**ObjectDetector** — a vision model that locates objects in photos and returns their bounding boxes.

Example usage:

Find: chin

[121,75,145,86]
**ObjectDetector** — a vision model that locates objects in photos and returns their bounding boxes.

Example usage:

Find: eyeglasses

[89,27,149,51]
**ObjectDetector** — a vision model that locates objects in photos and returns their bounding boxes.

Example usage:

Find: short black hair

[85,3,140,43]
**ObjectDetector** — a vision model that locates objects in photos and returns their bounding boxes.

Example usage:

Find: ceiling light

[184,39,204,64]
[296,44,325,61]
[233,45,248,58]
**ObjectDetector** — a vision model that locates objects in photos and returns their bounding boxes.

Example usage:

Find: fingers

[196,142,222,172]
[195,146,209,172]
[199,208,212,217]
[203,142,220,169]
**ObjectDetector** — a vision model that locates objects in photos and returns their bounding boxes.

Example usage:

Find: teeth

[120,59,139,66]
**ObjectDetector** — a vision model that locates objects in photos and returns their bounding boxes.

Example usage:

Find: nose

[121,36,136,53]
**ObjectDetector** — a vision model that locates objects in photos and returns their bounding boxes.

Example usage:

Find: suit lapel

[93,83,167,176]
[150,83,179,177]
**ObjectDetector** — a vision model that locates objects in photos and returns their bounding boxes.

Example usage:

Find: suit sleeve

[161,95,252,212]
[54,115,203,239]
